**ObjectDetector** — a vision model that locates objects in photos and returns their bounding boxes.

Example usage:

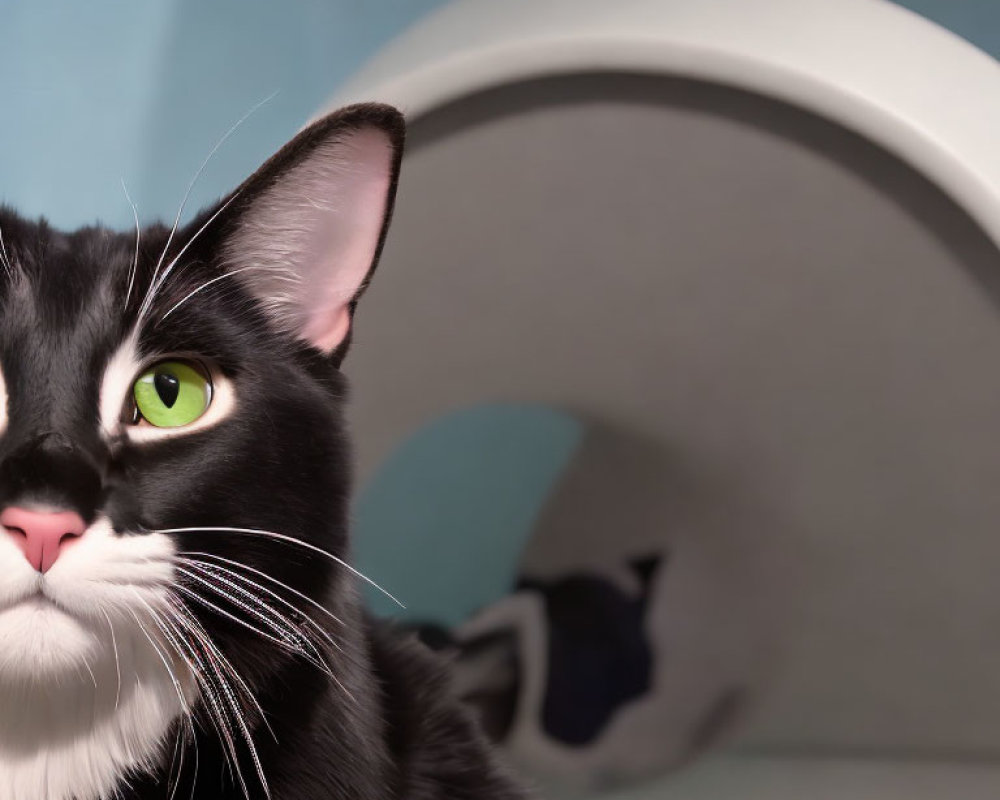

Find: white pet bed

[323,0,1000,796]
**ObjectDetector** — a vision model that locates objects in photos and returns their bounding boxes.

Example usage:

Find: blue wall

[895,0,1000,59]
[0,0,446,230]
[0,0,994,230]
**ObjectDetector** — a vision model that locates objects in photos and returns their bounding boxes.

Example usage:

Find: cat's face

[0,104,403,800]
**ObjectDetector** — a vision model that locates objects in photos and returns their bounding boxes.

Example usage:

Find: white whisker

[178,550,344,629]
[178,562,345,691]
[140,91,277,323]
[82,658,98,690]
[178,555,358,703]
[179,561,325,643]
[174,578,328,676]
[185,722,200,800]
[126,602,190,716]
[157,600,247,796]
[159,265,261,323]
[0,217,10,277]
[168,599,270,798]
[100,607,123,710]
[147,600,266,800]
[159,526,404,608]
[181,566,303,644]
[167,599,277,744]
[129,596,198,739]
[164,725,187,800]
[121,178,141,311]
[136,190,242,325]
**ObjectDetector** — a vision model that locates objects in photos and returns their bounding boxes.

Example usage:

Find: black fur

[0,104,526,799]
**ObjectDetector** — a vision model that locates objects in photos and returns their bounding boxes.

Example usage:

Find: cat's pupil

[154,371,180,408]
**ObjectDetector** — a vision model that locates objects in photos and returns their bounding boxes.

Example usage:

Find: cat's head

[0,103,403,796]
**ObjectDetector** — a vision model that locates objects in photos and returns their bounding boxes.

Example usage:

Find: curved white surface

[586,756,1000,800]
[325,0,1000,249]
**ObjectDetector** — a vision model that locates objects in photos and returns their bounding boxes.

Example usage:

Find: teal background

[0,0,445,229]
[354,405,583,623]
[0,1,996,231]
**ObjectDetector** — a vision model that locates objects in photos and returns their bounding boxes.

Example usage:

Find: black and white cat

[0,104,525,800]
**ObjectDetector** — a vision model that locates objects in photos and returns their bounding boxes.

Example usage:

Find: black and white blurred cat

[0,104,525,800]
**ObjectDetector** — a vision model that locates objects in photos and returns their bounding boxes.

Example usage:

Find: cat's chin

[0,595,195,800]
[0,597,99,683]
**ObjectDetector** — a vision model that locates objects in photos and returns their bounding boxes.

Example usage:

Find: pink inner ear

[225,126,395,353]
[300,130,392,352]
[306,307,351,353]
[296,129,394,351]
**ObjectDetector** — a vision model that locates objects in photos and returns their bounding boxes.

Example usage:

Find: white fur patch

[0,518,196,800]
[99,333,235,443]
[98,334,142,438]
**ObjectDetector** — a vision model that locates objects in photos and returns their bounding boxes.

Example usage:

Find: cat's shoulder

[364,615,530,800]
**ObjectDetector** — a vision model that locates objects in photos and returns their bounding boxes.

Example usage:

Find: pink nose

[0,507,87,573]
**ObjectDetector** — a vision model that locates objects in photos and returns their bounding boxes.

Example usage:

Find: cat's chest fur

[0,604,194,800]
[0,679,183,800]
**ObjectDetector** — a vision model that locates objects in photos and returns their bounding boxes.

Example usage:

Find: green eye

[132,360,212,428]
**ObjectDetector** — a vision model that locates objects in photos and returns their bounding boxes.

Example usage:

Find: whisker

[179,561,327,643]
[159,526,403,607]
[140,91,277,322]
[150,604,271,800]
[178,555,342,641]
[178,556,358,703]
[100,608,123,710]
[168,599,270,798]
[82,658,98,690]
[0,217,10,277]
[179,562,351,700]
[175,577,302,651]
[167,598,277,744]
[178,550,345,628]
[158,265,264,323]
[175,571,333,677]
[156,600,248,797]
[136,190,242,325]
[129,595,199,740]
[185,722,200,800]
[120,178,141,311]
[127,603,206,797]
[164,724,187,800]
[126,602,191,716]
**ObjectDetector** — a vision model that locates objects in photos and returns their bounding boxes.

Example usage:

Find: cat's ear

[219,103,404,354]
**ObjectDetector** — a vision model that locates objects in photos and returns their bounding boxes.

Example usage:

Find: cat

[0,104,527,800]
[412,555,663,748]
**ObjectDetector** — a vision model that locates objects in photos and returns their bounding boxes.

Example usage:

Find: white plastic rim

[323,0,1000,250]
